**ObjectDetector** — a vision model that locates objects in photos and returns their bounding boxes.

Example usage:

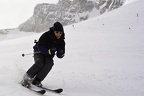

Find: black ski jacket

[33,27,65,58]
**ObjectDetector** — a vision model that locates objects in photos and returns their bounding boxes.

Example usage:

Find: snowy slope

[123,0,139,5]
[0,0,144,96]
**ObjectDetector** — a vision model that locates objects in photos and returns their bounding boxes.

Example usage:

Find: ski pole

[22,52,40,57]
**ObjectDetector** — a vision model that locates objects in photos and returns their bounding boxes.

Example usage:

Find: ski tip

[56,88,63,93]
[38,90,46,94]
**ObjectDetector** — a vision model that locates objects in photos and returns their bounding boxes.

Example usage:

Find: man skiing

[21,22,65,87]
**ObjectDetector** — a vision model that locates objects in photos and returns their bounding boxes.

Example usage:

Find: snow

[0,0,144,96]
[123,0,139,5]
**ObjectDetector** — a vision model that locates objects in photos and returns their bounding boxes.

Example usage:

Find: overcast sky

[0,0,59,29]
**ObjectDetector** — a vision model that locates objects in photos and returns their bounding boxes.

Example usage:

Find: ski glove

[47,48,56,55]
[56,50,65,58]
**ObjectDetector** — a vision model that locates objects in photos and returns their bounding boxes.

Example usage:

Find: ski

[21,80,62,94]
[29,88,46,95]
[21,83,46,95]
[38,86,63,93]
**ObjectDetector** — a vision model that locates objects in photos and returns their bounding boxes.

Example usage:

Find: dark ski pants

[27,53,54,81]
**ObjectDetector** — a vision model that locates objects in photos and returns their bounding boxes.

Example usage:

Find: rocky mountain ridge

[18,0,125,32]
[0,0,125,33]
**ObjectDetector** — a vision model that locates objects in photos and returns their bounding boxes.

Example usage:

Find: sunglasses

[55,31,63,34]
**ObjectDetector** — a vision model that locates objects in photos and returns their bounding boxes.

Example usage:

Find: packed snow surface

[0,0,144,96]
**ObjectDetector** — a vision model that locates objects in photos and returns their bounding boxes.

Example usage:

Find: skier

[21,22,65,87]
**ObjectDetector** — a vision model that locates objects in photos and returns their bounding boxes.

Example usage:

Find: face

[54,31,63,39]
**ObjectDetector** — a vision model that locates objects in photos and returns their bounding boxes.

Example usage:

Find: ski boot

[21,73,32,88]
[32,78,42,87]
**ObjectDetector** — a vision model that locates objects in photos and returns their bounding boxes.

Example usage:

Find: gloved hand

[56,50,65,58]
[47,48,56,55]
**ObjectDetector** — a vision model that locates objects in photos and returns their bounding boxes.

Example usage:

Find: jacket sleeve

[34,32,51,55]
[36,43,47,55]
[56,40,65,58]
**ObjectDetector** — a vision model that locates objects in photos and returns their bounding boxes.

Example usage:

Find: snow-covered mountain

[18,0,125,32]
[0,0,144,96]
